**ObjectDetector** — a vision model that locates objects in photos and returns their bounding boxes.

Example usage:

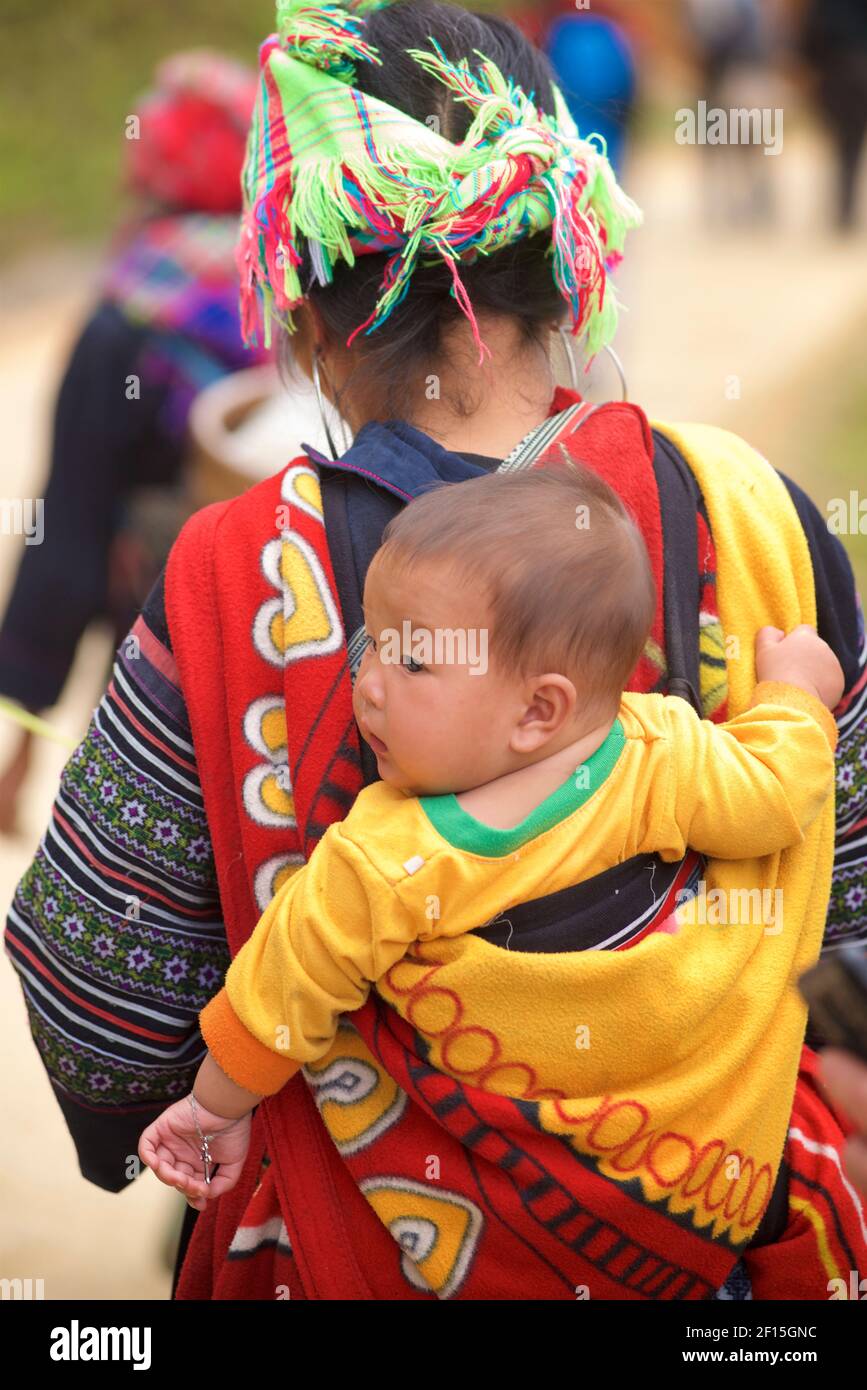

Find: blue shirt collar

[300,417,503,503]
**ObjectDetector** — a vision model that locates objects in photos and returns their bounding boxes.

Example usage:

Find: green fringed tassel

[275,0,384,81]
[347,0,395,13]
[269,143,442,336]
[406,41,533,146]
[585,281,621,359]
[587,159,643,255]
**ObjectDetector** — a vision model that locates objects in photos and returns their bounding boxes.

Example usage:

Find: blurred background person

[800,0,867,231]
[541,4,636,176]
[507,0,638,175]
[681,0,781,227]
[0,50,269,834]
[504,0,640,399]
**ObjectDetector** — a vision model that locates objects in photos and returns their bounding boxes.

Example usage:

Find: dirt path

[0,245,185,1299]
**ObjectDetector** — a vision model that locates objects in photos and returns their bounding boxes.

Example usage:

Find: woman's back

[5,0,867,1300]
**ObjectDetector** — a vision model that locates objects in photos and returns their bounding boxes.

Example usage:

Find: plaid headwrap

[236,0,643,364]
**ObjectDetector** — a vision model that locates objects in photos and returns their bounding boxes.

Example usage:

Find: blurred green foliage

[0,0,273,257]
[0,0,513,258]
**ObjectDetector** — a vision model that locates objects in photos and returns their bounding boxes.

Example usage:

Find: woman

[801,0,867,231]
[6,0,867,1300]
[0,49,268,833]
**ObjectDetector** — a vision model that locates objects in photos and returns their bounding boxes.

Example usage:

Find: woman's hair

[369,455,657,720]
[278,0,564,421]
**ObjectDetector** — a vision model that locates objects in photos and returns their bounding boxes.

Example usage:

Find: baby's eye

[402,654,424,674]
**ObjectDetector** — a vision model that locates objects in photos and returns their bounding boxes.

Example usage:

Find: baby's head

[353,459,656,796]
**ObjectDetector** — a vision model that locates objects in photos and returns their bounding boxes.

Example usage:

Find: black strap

[319,469,402,788]
[651,428,703,716]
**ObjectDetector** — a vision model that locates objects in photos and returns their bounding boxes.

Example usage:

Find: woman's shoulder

[179,457,308,544]
[167,454,313,587]
[656,418,862,692]
[653,420,773,483]
[654,420,818,557]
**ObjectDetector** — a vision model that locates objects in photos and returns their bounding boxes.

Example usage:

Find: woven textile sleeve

[2,571,228,1191]
[775,472,867,954]
[832,596,867,946]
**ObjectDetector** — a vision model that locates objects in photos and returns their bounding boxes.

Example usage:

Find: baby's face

[353,557,524,796]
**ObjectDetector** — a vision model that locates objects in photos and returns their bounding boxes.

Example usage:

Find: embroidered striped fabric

[829,599,867,950]
[3,594,228,1128]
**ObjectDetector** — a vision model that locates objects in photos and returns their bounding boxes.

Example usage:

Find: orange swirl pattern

[378,944,770,1244]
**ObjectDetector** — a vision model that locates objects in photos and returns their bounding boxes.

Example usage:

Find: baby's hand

[138,1096,252,1210]
[755,625,845,710]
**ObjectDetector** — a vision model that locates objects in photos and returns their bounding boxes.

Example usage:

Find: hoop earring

[557,324,581,393]
[311,349,351,458]
[557,325,629,403]
[605,344,629,403]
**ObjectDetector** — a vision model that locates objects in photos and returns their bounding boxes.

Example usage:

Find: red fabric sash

[166,389,865,1299]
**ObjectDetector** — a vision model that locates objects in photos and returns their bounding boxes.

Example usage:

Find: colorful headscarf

[126,49,259,214]
[236,0,642,365]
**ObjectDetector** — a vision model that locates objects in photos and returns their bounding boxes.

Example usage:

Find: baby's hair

[370,453,656,719]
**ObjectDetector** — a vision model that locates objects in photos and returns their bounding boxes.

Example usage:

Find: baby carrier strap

[650,427,703,716]
[319,469,404,787]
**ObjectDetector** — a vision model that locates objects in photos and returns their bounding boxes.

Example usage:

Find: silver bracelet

[188,1092,214,1185]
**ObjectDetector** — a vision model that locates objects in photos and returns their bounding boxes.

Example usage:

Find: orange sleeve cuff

[199,988,302,1097]
[750,680,839,753]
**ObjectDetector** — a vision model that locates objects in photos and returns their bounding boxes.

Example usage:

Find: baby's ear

[523,674,580,734]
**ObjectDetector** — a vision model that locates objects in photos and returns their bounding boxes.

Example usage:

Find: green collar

[419,719,626,857]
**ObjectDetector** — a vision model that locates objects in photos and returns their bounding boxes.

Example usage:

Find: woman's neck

[410,330,556,457]
[347,317,559,460]
[408,361,556,459]
[411,400,554,461]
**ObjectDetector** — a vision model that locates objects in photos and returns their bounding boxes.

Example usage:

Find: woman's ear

[295,300,336,375]
[290,305,315,380]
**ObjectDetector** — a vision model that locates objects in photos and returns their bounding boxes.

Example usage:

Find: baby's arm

[198,820,423,1099]
[654,625,843,861]
[139,818,422,1207]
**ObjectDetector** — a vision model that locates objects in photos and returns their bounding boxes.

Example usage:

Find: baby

[139,461,843,1207]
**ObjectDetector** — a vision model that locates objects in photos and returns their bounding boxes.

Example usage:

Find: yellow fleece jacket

[199,680,838,1097]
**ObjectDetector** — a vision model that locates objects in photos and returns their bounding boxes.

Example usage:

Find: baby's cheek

[458,684,497,729]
